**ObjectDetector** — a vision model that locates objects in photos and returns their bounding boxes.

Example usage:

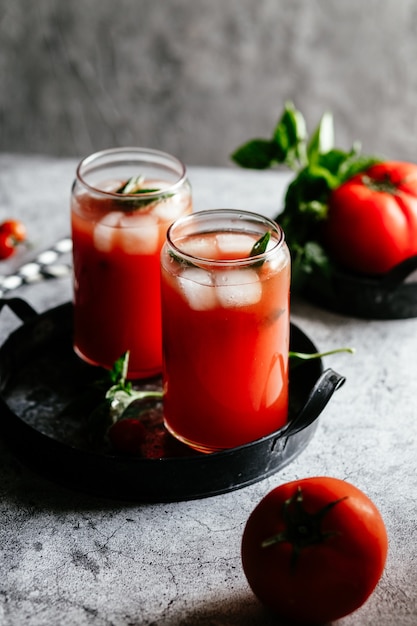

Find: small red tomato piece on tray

[108,418,146,454]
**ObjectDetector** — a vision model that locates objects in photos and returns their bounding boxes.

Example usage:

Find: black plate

[300,255,417,319]
[0,298,345,502]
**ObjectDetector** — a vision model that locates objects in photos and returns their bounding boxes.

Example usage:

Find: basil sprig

[116,175,145,194]
[250,230,271,257]
[115,175,173,211]
[103,351,162,420]
[231,101,381,290]
[249,230,271,267]
[83,350,162,443]
[169,231,272,269]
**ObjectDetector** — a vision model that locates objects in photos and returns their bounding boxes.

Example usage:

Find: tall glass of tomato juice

[160,209,291,453]
[71,147,192,379]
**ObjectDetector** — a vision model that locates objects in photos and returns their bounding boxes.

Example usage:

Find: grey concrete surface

[1,0,417,166]
[1,154,417,625]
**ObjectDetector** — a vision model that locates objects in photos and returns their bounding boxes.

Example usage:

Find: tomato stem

[361,173,400,195]
[261,486,348,571]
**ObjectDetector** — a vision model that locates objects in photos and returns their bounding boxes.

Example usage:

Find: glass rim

[75,146,188,199]
[166,208,285,267]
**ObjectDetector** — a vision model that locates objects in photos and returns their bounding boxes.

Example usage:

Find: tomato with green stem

[231,101,383,286]
[241,476,388,625]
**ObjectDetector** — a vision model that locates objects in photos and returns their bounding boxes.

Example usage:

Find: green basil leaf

[231,101,382,292]
[339,153,382,182]
[115,193,174,212]
[107,351,131,391]
[275,102,307,147]
[116,175,146,194]
[248,231,272,268]
[114,175,174,211]
[231,139,280,169]
[168,250,197,268]
[299,200,328,219]
[309,163,341,189]
[290,241,332,292]
[307,111,334,163]
[273,102,308,169]
[250,231,271,257]
[317,149,351,179]
[284,167,332,214]
[303,240,331,269]
[116,175,163,196]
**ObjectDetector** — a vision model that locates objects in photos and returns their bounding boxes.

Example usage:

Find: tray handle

[0,297,39,324]
[284,368,345,438]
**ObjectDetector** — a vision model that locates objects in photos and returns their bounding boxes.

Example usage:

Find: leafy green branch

[231,101,381,290]
[102,351,163,421]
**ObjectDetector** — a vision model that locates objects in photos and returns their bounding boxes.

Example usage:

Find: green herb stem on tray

[59,345,353,453]
[289,347,355,369]
[103,350,163,421]
[77,351,162,441]
[231,101,381,291]
[99,346,353,415]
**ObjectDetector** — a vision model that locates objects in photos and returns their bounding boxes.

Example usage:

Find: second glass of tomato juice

[71,147,192,379]
[160,209,291,453]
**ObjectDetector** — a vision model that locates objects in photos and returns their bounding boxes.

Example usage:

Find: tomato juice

[161,210,291,452]
[71,148,192,379]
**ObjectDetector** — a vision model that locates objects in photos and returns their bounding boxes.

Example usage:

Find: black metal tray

[300,254,417,319]
[0,298,345,502]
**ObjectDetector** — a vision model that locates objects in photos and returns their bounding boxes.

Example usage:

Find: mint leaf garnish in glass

[250,231,271,257]
[116,175,159,195]
[115,175,172,210]
[250,230,272,267]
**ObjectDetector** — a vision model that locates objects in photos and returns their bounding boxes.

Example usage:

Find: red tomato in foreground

[323,161,417,275]
[241,477,388,625]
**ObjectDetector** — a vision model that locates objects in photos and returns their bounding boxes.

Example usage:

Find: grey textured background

[0,0,416,166]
